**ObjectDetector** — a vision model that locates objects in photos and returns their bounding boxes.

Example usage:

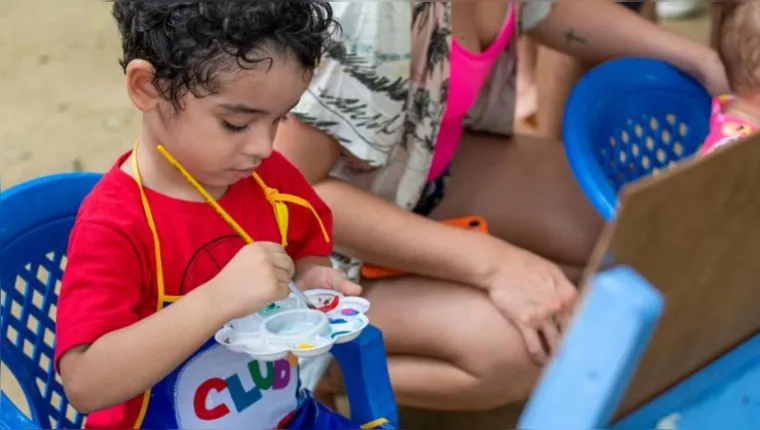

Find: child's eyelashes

[222,116,288,133]
[222,120,249,133]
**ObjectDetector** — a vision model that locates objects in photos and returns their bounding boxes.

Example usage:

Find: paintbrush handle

[288,281,317,309]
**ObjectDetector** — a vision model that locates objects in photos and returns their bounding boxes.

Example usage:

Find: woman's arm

[276,118,579,360]
[275,116,502,290]
[59,283,228,413]
[526,0,728,94]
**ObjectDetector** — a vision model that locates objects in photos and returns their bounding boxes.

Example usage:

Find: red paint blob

[317,296,340,313]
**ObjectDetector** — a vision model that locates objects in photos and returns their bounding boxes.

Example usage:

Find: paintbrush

[288,281,317,310]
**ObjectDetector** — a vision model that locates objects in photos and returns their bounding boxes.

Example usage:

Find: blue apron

[133,304,370,429]
[134,306,302,429]
[131,141,392,429]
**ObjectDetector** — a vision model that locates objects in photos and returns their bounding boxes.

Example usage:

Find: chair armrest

[518,266,664,430]
[331,324,398,428]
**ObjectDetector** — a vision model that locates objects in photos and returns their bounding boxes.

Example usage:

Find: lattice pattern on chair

[597,113,695,192]
[1,251,83,429]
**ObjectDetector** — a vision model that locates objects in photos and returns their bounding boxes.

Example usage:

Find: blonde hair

[712,1,760,91]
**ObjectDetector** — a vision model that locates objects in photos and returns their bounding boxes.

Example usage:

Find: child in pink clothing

[700,95,758,155]
[700,3,760,155]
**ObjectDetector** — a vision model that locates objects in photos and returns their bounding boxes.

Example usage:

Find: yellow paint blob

[296,343,315,350]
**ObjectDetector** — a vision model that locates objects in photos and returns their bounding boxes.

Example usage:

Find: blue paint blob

[329,318,348,324]
[258,302,281,317]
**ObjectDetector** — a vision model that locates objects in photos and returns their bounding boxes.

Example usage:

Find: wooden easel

[580,133,760,417]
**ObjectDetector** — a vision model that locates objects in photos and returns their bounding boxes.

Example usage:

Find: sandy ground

[1,2,139,189]
[0,1,710,427]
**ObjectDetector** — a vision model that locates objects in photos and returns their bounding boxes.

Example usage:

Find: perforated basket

[563,57,712,221]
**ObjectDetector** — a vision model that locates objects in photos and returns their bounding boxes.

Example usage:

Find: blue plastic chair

[563,57,712,221]
[518,266,664,430]
[0,172,398,429]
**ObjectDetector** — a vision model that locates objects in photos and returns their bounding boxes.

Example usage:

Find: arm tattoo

[563,28,587,44]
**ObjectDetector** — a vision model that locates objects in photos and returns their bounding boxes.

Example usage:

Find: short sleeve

[291,2,411,169]
[518,2,553,32]
[54,220,145,372]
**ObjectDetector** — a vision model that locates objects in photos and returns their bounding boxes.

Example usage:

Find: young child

[701,2,760,155]
[54,3,370,429]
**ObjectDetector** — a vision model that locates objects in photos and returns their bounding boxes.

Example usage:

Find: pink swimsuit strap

[427,4,516,181]
[451,5,516,62]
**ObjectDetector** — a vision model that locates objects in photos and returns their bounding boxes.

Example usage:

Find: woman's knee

[435,288,542,406]
[452,325,542,407]
[364,276,543,406]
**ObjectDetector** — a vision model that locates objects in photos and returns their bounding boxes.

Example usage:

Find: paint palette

[214,289,370,360]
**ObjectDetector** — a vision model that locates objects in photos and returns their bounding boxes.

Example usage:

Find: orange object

[359,216,489,280]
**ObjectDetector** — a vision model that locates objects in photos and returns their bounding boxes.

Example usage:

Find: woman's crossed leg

[320,132,603,410]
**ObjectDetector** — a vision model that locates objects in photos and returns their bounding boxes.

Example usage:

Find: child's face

[147,54,311,188]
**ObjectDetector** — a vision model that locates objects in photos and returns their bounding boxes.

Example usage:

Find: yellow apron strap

[131,141,179,306]
[251,173,288,246]
[156,145,255,244]
[270,193,330,244]
[252,173,331,247]
[130,141,165,428]
[360,417,390,429]
[274,200,290,247]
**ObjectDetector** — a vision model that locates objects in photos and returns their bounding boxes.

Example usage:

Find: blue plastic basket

[563,57,712,221]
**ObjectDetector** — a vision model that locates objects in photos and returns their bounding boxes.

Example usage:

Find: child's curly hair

[712,1,760,91]
[112,2,337,109]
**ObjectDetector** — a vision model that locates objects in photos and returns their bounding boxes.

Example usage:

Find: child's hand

[208,242,295,319]
[296,265,362,297]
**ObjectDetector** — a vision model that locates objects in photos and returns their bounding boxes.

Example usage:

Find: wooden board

[580,133,760,417]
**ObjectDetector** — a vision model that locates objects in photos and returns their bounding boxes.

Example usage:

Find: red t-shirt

[54,150,332,428]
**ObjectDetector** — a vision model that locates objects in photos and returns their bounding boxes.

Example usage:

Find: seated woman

[275,0,728,413]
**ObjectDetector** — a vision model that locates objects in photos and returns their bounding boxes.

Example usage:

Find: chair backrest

[563,57,712,221]
[518,266,664,430]
[1,173,101,429]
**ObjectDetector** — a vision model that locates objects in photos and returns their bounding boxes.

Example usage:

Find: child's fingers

[295,267,362,296]
[270,252,295,280]
[318,268,362,296]
[335,278,362,296]
[322,268,362,296]
[294,268,327,291]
